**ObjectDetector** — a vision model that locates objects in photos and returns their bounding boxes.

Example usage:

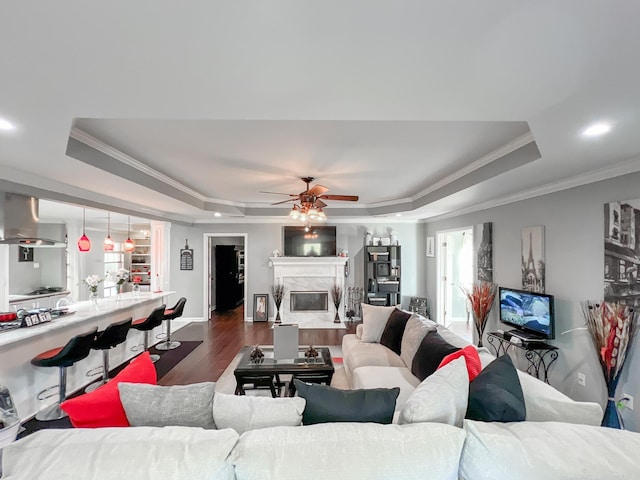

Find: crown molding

[422,153,640,223]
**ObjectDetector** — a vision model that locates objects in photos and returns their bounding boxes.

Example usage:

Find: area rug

[215,345,347,396]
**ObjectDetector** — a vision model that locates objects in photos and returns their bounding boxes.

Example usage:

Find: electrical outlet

[622,394,634,411]
[577,372,586,387]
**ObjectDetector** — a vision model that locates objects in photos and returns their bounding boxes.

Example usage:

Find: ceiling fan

[261,177,359,222]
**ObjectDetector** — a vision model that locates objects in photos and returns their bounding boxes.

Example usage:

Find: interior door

[209,238,215,314]
[437,228,473,328]
[215,245,238,311]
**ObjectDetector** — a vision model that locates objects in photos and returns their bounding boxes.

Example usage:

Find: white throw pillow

[399,356,469,427]
[213,392,305,434]
[400,314,437,367]
[1,426,238,480]
[230,422,465,480]
[460,420,640,480]
[360,303,396,343]
[517,370,603,425]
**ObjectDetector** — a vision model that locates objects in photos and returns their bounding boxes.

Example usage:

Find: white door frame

[436,226,474,327]
[202,233,248,321]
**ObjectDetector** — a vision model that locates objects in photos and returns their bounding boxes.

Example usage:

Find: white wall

[424,171,640,432]
[169,222,424,320]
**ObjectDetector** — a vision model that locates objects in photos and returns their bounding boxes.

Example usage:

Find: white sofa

[342,313,604,425]
[4,419,640,479]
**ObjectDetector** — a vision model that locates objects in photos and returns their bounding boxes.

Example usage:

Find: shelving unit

[364,245,401,306]
[129,239,151,288]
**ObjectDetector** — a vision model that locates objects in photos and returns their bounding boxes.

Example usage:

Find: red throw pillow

[438,345,482,382]
[61,351,157,428]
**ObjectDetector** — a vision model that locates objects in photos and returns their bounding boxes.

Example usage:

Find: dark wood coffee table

[233,346,334,397]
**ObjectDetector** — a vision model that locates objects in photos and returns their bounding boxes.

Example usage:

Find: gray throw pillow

[119,382,216,428]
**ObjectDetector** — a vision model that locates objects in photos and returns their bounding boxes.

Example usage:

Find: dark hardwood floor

[159,305,357,386]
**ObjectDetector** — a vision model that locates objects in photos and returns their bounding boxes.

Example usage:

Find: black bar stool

[131,304,166,362]
[156,297,186,351]
[31,327,97,421]
[85,318,132,392]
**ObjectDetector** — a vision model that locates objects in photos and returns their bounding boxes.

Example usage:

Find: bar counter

[0,291,175,422]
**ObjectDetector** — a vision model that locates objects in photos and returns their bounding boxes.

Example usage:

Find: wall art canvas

[475,222,493,282]
[604,200,640,305]
[521,226,545,293]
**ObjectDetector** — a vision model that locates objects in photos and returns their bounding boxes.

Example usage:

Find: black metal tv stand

[486,331,558,384]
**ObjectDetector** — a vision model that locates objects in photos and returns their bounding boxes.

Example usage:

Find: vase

[334,303,341,323]
[132,283,140,299]
[115,284,124,302]
[275,308,282,324]
[472,311,486,348]
[89,290,99,310]
[602,379,624,429]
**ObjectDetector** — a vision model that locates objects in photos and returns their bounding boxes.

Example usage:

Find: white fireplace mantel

[269,256,348,327]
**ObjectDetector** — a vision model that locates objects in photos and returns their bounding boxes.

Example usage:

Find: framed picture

[426,236,435,257]
[253,294,269,322]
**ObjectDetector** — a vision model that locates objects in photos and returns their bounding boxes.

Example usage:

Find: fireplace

[290,291,328,312]
[269,256,348,327]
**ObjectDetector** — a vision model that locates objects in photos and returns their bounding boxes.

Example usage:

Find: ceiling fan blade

[318,194,359,202]
[307,184,329,196]
[271,197,298,205]
[315,199,327,208]
[260,191,298,196]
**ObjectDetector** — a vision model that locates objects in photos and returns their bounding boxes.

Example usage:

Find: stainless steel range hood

[0,193,66,247]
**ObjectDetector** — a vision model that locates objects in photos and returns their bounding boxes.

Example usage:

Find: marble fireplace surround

[269,256,348,328]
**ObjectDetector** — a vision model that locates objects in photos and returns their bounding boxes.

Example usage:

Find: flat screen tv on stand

[498,287,555,341]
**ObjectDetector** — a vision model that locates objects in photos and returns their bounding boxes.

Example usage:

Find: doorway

[436,227,473,342]
[203,233,247,321]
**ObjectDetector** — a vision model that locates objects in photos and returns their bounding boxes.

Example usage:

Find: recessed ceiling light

[214,212,222,217]
[395,213,402,217]
[0,117,15,131]
[582,122,612,137]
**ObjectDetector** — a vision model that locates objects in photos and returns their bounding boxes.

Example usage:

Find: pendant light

[103,212,114,251]
[77,208,91,252]
[124,216,134,252]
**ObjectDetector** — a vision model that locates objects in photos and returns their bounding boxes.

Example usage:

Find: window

[104,243,124,297]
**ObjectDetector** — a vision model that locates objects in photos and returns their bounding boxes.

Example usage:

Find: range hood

[0,193,66,247]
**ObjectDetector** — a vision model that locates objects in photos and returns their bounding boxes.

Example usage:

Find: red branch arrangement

[581,301,636,428]
[461,282,497,347]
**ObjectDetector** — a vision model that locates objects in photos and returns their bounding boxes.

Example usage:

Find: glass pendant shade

[104,212,114,251]
[123,216,134,252]
[77,209,91,252]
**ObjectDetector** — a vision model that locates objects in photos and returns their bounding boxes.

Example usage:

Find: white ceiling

[1,1,639,225]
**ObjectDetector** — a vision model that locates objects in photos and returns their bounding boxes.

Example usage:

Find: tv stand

[507,329,544,341]
[487,331,558,384]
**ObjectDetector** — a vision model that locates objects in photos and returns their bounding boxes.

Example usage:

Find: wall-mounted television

[499,287,555,340]
[283,226,336,257]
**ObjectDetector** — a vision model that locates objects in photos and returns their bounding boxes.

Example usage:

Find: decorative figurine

[305,345,319,360]
[249,345,264,363]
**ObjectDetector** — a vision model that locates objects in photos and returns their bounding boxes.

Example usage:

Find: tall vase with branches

[331,284,343,324]
[272,284,284,324]
[461,282,497,347]
[581,301,637,428]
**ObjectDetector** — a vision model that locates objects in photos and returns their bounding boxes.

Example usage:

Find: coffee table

[233,346,334,397]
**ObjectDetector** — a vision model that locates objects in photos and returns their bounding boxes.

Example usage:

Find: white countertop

[8,291,71,303]
[0,291,175,348]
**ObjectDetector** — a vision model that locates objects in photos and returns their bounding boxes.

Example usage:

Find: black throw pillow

[379,308,412,355]
[410,330,460,381]
[294,379,399,425]
[466,354,526,423]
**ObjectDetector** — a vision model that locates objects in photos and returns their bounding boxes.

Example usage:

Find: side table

[486,331,558,384]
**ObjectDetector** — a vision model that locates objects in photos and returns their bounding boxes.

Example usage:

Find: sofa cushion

[119,382,216,429]
[342,333,406,386]
[460,420,640,480]
[230,422,465,480]
[400,314,437,368]
[466,354,526,423]
[1,426,238,480]
[360,303,396,342]
[411,331,460,381]
[438,345,482,382]
[294,379,399,425]
[213,392,305,434]
[399,357,469,427]
[351,366,421,411]
[60,351,156,428]
[516,370,603,425]
[379,308,412,355]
